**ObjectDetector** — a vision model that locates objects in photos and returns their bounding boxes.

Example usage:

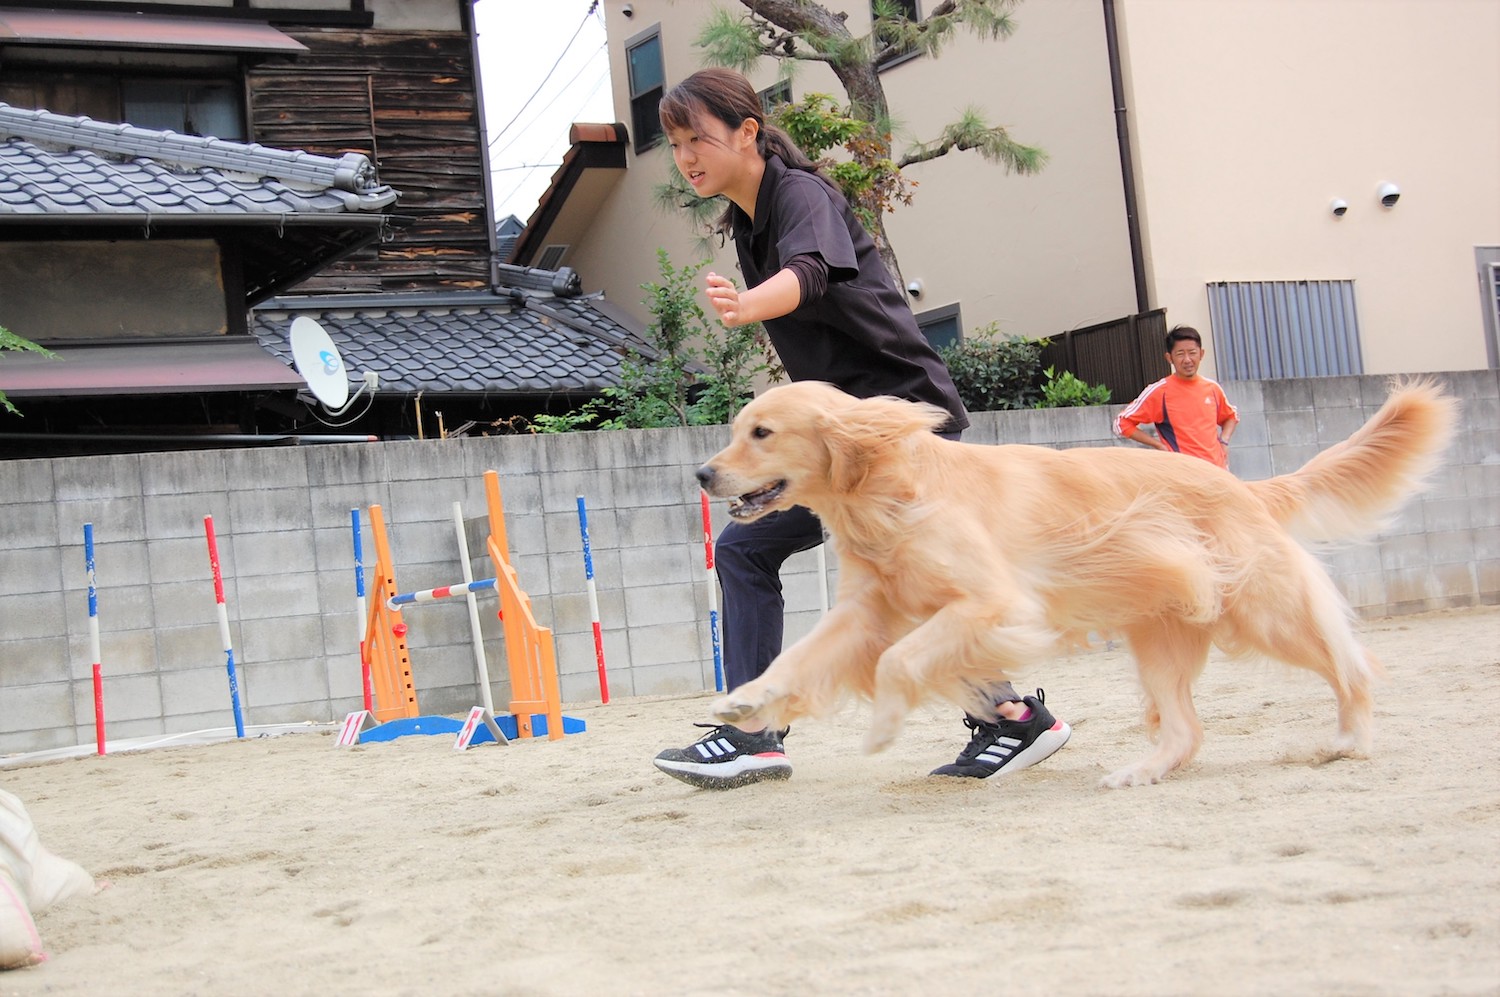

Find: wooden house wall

[247,29,489,294]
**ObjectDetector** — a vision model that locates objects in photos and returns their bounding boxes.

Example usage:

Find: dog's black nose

[695,465,715,487]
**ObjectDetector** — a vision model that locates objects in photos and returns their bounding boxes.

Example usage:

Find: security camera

[1330,198,1348,217]
[906,279,923,299]
[1377,182,1400,208]
[622,2,634,16]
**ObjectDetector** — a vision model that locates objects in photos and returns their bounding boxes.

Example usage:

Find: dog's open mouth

[728,480,787,519]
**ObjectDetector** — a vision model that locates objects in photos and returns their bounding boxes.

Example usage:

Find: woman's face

[666,113,757,202]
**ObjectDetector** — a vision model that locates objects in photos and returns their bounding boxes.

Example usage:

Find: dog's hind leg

[1223,548,1378,759]
[1103,618,1212,788]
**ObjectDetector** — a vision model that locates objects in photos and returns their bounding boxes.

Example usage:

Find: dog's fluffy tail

[1247,379,1457,544]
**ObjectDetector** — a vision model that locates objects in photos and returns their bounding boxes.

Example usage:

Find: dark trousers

[714,427,1021,708]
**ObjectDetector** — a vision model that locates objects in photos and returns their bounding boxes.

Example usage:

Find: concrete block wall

[1,370,1494,755]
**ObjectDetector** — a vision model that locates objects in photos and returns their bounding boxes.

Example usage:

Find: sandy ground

[1,605,1497,997]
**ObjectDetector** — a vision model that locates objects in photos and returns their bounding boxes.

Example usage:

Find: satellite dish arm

[323,370,379,417]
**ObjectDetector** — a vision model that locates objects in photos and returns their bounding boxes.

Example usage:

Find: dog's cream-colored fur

[697,379,1457,787]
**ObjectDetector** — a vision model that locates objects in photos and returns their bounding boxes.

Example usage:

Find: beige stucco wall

[576,0,1496,377]
[584,0,1137,341]
[858,0,1138,339]
[570,0,732,321]
[1116,0,1500,375]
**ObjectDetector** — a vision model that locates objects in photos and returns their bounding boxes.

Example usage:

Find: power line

[491,40,608,162]
[493,68,612,218]
[488,3,595,150]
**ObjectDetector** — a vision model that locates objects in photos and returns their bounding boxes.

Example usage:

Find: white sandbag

[0,789,95,970]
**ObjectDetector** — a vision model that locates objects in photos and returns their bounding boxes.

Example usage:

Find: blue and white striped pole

[386,577,496,610]
[352,508,367,645]
[84,523,106,754]
[577,495,609,703]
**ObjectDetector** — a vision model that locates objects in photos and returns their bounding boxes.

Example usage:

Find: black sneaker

[653,723,792,789]
[930,690,1071,778]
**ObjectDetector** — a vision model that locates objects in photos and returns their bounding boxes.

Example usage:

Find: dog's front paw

[1310,738,1368,766]
[861,727,896,755]
[710,688,777,725]
[1099,765,1161,789]
[860,708,905,755]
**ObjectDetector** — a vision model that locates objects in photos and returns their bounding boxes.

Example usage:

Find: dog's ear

[823,415,872,493]
[820,395,948,493]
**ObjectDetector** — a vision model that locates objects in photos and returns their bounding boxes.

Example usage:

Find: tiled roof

[251,287,660,395]
[0,102,396,216]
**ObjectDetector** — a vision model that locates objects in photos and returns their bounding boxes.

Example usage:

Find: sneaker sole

[993,721,1071,777]
[653,754,792,790]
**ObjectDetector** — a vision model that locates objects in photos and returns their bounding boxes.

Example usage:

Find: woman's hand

[705,268,800,327]
[705,271,745,326]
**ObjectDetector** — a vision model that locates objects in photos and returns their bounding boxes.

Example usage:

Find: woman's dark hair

[659,67,820,233]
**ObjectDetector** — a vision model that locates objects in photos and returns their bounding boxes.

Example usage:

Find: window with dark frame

[872,0,921,70]
[626,29,665,154]
[757,79,791,116]
[915,302,961,351]
[122,80,245,140]
[1477,248,1500,369]
[0,74,245,139]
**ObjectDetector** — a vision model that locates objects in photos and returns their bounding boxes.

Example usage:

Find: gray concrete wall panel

[0,371,1495,754]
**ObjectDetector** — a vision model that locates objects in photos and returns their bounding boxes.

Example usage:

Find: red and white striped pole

[204,515,246,738]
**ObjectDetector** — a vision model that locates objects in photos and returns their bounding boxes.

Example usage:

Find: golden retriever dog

[696,379,1456,788]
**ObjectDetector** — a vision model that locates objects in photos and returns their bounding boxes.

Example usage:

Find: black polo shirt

[730,154,969,434]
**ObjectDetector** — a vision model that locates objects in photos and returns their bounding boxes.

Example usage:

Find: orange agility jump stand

[361,503,419,723]
[484,470,566,741]
[341,474,577,748]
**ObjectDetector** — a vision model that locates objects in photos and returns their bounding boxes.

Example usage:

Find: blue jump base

[356,712,586,745]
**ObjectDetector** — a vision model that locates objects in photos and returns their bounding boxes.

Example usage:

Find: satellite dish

[289,316,350,408]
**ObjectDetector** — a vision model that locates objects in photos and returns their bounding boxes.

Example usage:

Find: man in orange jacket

[1115,326,1239,467]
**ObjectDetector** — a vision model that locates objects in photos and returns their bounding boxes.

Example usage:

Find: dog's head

[696,381,950,522]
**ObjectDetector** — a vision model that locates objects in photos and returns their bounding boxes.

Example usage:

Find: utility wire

[488,3,595,150]
[493,67,611,217]
[491,41,608,162]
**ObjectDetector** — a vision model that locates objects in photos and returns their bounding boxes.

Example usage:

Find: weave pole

[351,508,372,713]
[700,490,724,692]
[576,495,609,703]
[83,523,105,755]
[203,515,245,738]
[452,501,496,714]
[817,544,830,615]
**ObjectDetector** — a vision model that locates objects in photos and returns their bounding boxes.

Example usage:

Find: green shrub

[531,250,767,432]
[937,324,1044,412]
[1036,365,1111,408]
[0,324,54,416]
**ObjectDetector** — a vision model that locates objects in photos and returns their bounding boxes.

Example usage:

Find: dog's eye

[751,425,772,440]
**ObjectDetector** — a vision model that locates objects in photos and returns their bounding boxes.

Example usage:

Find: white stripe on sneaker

[696,737,735,759]
[977,736,1022,767]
